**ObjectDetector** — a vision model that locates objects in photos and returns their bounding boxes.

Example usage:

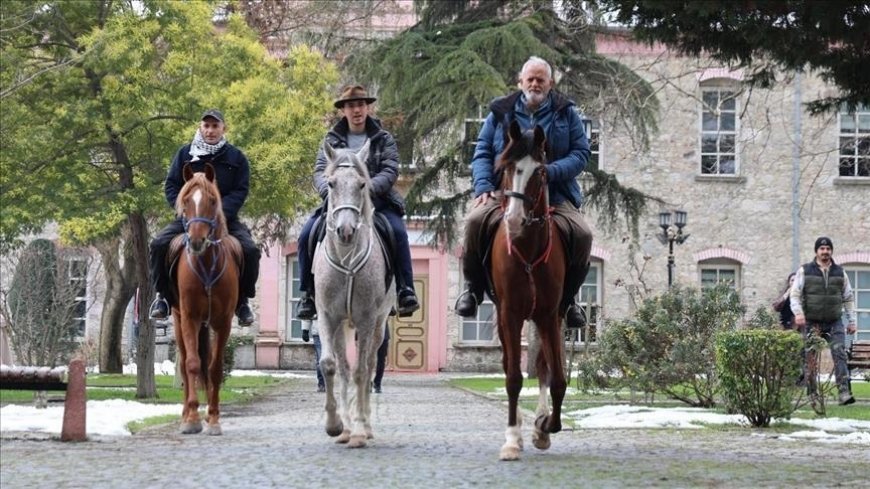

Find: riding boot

[397,286,420,317]
[236,297,255,326]
[454,282,483,317]
[296,291,317,320]
[561,261,590,329]
[149,294,169,320]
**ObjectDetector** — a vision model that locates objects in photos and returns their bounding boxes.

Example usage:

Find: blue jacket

[165,143,250,221]
[471,90,590,207]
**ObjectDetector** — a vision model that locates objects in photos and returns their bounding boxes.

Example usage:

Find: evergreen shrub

[716,328,804,427]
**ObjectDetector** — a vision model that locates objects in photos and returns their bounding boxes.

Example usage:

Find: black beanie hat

[814,236,833,252]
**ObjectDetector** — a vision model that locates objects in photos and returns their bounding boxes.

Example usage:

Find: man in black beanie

[789,236,857,405]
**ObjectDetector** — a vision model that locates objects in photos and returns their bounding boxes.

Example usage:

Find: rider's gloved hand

[302,329,310,342]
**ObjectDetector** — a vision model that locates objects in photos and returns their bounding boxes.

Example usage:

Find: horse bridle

[183,215,221,248]
[503,164,549,227]
[323,161,374,316]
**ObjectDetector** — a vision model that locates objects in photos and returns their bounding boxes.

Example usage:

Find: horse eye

[327,181,334,188]
[516,169,523,175]
[359,182,365,190]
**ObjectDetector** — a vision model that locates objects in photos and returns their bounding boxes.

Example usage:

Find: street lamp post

[657,210,690,287]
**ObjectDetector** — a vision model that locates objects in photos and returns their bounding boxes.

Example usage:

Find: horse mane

[175,172,228,237]
[325,148,374,220]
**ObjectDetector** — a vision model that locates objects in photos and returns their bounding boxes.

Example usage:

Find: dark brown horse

[171,163,241,435]
[491,121,567,461]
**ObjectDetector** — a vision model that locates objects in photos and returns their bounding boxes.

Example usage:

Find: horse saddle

[479,207,574,304]
[166,233,244,305]
[308,212,395,294]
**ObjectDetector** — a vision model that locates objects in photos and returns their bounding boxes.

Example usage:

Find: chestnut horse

[171,163,241,435]
[491,121,567,461]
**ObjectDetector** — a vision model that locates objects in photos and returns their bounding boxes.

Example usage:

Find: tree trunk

[130,211,157,398]
[96,234,136,373]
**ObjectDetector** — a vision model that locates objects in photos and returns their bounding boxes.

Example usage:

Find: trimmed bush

[716,328,804,427]
[578,284,744,406]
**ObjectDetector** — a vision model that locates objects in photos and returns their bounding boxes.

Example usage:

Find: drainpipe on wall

[791,70,802,271]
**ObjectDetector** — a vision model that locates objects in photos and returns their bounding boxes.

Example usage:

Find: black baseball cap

[201,109,225,123]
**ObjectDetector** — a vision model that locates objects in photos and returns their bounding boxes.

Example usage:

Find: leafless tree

[0,240,96,367]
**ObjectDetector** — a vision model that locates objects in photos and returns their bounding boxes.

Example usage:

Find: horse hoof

[205,423,222,436]
[532,431,551,450]
[348,435,367,448]
[365,428,374,440]
[326,422,344,437]
[335,430,351,444]
[180,421,203,434]
[499,445,521,461]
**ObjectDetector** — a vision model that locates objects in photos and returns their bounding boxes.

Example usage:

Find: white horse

[313,141,393,448]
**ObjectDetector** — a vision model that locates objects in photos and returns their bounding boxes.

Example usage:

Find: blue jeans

[297,207,415,295]
[803,319,850,392]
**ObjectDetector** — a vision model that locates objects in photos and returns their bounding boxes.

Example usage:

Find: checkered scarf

[189,129,227,162]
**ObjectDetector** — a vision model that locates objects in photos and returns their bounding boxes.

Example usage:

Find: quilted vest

[801,260,845,323]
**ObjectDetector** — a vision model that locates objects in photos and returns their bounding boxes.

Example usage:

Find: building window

[285,255,303,341]
[583,118,601,172]
[699,261,740,290]
[699,87,738,175]
[566,261,602,344]
[67,258,88,337]
[459,270,495,343]
[845,266,870,341]
[838,103,870,177]
[463,107,487,166]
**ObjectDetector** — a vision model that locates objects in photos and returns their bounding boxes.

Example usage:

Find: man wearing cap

[148,109,260,326]
[295,85,419,320]
[789,236,857,405]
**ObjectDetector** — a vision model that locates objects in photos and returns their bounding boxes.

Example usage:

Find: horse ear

[204,163,216,182]
[533,125,546,152]
[508,119,522,143]
[324,142,337,162]
[183,163,194,182]
[356,139,371,164]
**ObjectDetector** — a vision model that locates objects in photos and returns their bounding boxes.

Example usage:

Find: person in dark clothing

[454,56,593,329]
[148,109,260,326]
[773,272,796,329]
[789,237,857,405]
[301,320,325,392]
[372,325,390,394]
[295,85,419,320]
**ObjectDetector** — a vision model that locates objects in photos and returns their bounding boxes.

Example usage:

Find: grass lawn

[449,376,870,422]
[0,373,290,405]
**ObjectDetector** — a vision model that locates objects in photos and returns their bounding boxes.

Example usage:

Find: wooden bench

[0,358,87,441]
[847,340,870,372]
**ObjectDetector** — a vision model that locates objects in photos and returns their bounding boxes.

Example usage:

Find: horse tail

[198,325,210,391]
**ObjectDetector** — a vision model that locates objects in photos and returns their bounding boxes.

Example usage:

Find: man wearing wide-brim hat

[295,84,420,321]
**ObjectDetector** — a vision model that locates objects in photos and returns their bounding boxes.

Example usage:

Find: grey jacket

[313,116,405,215]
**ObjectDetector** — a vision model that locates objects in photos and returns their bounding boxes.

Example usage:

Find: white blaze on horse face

[192,189,202,218]
[504,155,537,234]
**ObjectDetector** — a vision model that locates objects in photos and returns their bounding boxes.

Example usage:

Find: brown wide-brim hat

[334,85,376,108]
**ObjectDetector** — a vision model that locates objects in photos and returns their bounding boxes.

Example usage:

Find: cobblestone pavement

[2,373,868,488]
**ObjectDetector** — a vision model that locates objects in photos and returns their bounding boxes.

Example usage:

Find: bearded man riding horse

[455,56,593,329]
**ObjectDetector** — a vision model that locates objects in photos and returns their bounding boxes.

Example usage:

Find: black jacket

[313,116,405,215]
[165,143,250,221]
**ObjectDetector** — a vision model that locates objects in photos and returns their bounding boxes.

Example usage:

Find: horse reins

[324,161,374,318]
[183,212,230,327]
[503,165,554,317]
